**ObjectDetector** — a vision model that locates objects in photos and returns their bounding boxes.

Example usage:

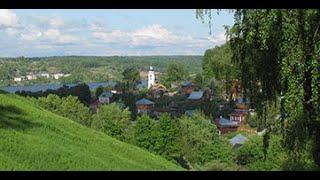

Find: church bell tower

[148,66,155,89]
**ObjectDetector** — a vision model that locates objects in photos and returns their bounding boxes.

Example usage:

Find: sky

[0,9,234,57]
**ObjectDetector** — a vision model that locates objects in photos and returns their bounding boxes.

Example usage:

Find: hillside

[0,93,183,170]
[0,56,202,86]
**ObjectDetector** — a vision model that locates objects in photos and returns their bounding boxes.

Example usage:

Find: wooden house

[214,116,239,134]
[136,98,155,114]
[98,91,113,104]
[180,81,199,95]
[149,83,168,99]
[229,109,247,123]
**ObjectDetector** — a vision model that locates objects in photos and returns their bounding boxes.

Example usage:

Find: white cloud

[207,31,226,44]
[90,23,104,31]
[92,24,180,46]
[20,26,42,41]
[0,9,19,28]
[92,30,128,43]
[90,24,226,55]
[49,17,64,28]
[131,24,178,45]
[5,28,18,36]
[20,27,77,45]
[42,28,78,44]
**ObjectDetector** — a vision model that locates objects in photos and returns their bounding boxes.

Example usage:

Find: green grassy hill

[0,93,183,170]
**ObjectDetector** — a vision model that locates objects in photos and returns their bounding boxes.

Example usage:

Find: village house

[26,74,37,80]
[98,91,113,104]
[229,109,247,123]
[14,77,24,82]
[235,97,249,109]
[230,134,248,148]
[53,73,65,80]
[179,81,199,95]
[136,98,155,114]
[149,83,168,99]
[214,116,239,134]
[38,73,50,78]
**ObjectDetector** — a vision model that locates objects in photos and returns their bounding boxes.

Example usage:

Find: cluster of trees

[31,90,315,170]
[90,104,233,169]
[161,62,189,88]
[202,43,240,99]
[197,9,320,169]
[34,94,92,126]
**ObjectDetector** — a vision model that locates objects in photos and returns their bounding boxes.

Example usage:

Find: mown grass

[0,93,183,171]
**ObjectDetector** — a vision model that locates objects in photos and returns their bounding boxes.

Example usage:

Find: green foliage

[153,113,182,162]
[247,101,281,132]
[131,114,157,151]
[37,94,92,126]
[92,103,131,141]
[202,43,239,98]
[193,73,205,87]
[235,135,317,171]
[0,56,202,87]
[0,93,182,170]
[179,111,232,166]
[163,62,188,86]
[122,67,140,93]
[197,9,320,168]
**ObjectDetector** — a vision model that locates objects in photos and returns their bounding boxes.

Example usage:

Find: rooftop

[181,80,193,87]
[99,91,113,98]
[136,98,155,105]
[217,117,238,127]
[187,90,204,100]
[230,134,248,146]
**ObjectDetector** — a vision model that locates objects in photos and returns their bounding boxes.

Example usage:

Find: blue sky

[0,9,234,57]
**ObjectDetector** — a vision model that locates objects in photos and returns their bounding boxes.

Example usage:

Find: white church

[148,66,155,89]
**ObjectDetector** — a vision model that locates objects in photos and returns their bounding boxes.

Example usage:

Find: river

[0,80,148,93]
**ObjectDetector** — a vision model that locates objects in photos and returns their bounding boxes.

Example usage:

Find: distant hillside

[0,56,202,86]
[0,93,183,170]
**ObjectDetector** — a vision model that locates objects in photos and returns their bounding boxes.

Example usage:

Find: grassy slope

[0,93,183,170]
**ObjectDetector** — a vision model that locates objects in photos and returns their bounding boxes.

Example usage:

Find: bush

[153,113,182,162]
[130,114,157,151]
[92,103,131,141]
[179,111,232,166]
[37,94,92,126]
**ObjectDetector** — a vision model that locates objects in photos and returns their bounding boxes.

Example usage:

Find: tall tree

[122,67,140,93]
[197,9,320,167]
[92,103,131,141]
[164,62,188,86]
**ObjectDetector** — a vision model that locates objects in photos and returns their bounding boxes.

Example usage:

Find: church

[148,66,155,89]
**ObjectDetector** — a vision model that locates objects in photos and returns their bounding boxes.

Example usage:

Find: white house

[26,74,37,80]
[14,77,23,82]
[53,73,64,79]
[98,91,113,104]
[148,66,155,89]
[38,73,50,78]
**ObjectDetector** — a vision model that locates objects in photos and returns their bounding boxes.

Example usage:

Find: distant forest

[0,56,202,86]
